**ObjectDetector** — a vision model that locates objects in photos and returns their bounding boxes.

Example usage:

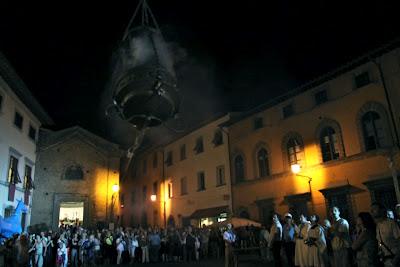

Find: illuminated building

[221,42,400,226]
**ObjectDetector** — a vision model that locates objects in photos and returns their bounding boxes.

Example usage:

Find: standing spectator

[306,214,326,267]
[259,225,270,261]
[139,230,149,263]
[185,227,196,262]
[34,235,44,267]
[351,212,378,267]
[70,233,79,267]
[149,228,161,262]
[395,204,400,227]
[282,213,296,267]
[269,214,283,267]
[200,227,210,259]
[130,232,139,263]
[371,202,400,267]
[330,206,351,267]
[14,234,29,267]
[223,223,236,267]
[116,238,124,264]
[295,214,311,267]
[321,219,333,267]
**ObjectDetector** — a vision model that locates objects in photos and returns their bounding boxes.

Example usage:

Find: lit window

[320,127,340,162]
[287,138,304,166]
[8,156,21,184]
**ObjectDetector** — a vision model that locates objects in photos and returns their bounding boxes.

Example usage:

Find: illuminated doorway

[59,202,84,227]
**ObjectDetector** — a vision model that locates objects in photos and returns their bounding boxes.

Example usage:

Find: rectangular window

[142,186,147,203]
[254,117,263,130]
[180,144,186,160]
[153,181,158,195]
[168,183,173,198]
[212,130,223,146]
[165,151,173,166]
[8,155,20,183]
[14,111,23,129]
[197,171,206,191]
[216,165,225,186]
[153,153,158,169]
[194,137,204,154]
[23,165,32,189]
[28,125,37,141]
[120,194,125,205]
[355,72,370,88]
[283,104,294,118]
[143,159,147,174]
[180,177,187,195]
[314,90,328,105]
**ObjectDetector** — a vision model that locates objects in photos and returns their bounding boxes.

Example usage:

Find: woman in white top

[34,235,44,267]
[130,232,139,263]
[306,214,327,267]
[295,214,311,267]
[116,238,125,264]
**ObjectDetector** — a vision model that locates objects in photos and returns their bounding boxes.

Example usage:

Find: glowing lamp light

[291,164,301,174]
[150,194,157,202]
[120,204,124,208]
[112,184,120,193]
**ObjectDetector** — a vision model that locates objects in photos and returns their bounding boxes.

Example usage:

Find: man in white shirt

[223,223,237,267]
[330,206,350,267]
[371,202,400,267]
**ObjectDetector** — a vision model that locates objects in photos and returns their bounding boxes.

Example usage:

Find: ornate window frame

[315,118,346,163]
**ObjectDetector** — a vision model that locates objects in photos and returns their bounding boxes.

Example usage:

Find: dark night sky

[1,0,399,147]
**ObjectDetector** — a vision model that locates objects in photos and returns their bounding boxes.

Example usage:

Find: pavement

[104,258,272,267]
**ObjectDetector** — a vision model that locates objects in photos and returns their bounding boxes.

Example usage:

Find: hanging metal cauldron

[110,0,180,130]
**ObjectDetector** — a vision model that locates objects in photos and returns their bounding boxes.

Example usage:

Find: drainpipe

[219,124,234,216]
[371,58,400,203]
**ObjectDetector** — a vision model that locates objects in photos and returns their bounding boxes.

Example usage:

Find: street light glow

[291,164,301,174]
[112,184,119,193]
[150,194,157,202]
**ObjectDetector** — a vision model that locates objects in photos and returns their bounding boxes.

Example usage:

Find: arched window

[320,127,340,162]
[287,138,303,166]
[362,111,386,151]
[234,155,245,182]
[257,148,270,177]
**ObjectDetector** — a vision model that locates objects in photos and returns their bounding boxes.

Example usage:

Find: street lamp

[291,164,314,211]
[150,194,166,228]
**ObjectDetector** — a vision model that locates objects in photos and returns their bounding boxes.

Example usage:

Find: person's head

[227,223,232,230]
[284,213,293,224]
[272,214,280,224]
[330,206,341,220]
[299,214,307,224]
[310,214,319,224]
[322,219,331,229]
[357,212,376,232]
[387,210,395,220]
[89,234,94,241]
[371,202,386,219]
[35,235,41,242]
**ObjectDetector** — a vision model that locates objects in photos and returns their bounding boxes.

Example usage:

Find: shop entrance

[58,202,84,227]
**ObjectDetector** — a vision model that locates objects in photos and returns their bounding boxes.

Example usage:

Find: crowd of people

[1,201,400,267]
[260,203,400,267]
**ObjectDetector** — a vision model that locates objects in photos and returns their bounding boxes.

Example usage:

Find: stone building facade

[222,43,400,227]
[31,126,122,230]
[0,52,53,231]
[121,114,233,228]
